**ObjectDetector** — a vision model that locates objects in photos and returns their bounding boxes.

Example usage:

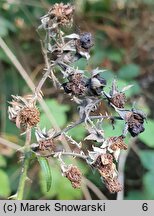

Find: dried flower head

[105,177,122,193]
[109,136,128,151]
[62,72,86,96]
[8,95,40,131]
[64,165,82,188]
[41,3,74,30]
[35,128,56,151]
[110,92,126,108]
[126,110,145,137]
[104,80,130,108]
[94,154,116,179]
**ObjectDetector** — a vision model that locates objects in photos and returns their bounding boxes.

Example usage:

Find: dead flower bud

[86,68,106,96]
[35,128,56,151]
[110,93,126,108]
[94,154,113,168]
[62,72,86,96]
[64,165,82,189]
[109,136,128,151]
[93,154,117,179]
[41,3,74,29]
[104,80,127,108]
[125,110,145,137]
[8,95,40,131]
[105,177,122,193]
[75,33,93,60]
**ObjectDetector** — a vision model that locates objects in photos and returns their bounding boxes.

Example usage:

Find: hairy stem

[16,156,29,200]
[16,130,31,200]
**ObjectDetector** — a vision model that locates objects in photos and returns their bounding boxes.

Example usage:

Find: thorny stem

[16,155,29,200]
[35,41,60,97]
[35,68,51,96]
[42,151,88,160]
[35,42,52,96]
[40,115,123,160]
[16,130,31,200]
[53,115,123,139]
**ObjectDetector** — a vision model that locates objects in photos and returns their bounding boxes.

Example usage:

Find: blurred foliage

[0,0,154,200]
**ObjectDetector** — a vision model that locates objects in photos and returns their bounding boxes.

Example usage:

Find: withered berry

[126,111,145,137]
[62,73,86,96]
[79,32,93,49]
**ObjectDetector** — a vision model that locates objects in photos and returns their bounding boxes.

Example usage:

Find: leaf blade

[37,157,52,192]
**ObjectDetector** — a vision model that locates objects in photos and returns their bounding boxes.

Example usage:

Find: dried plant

[8,3,146,199]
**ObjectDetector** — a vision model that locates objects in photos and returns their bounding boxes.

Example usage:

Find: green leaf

[90,50,105,66]
[100,70,114,81]
[0,17,16,37]
[105,48,124,63]
[73,58,88,70]
[39,99,70,129]
[0,169,11,197]
[103,120,124,137]
[143,171,154,199]
[139,119,154,147]
[37,157,52,192]
[67,124,86,141]
[118,64,140,80]
[139,151,154,171]
[0,155,7,168]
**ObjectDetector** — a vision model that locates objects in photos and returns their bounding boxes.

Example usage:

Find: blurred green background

[0,0,154,200]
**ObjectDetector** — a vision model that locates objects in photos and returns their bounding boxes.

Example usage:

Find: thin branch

[25,130,32,147]
[0,137,21,151]
[35,42,51,95]
[53,115,123,139]
[117,137,137,200]
[84,177,108,200]
[42,151,88,160]
[81,183,92,200]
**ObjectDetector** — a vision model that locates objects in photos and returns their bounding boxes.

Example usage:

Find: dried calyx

[86,68,107,96]
[62,68,107,98]
[35,128,56,151]
[87,134,128,193]
[104,80,127,108]
[40,3,74,30]
[8,95,40,131]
